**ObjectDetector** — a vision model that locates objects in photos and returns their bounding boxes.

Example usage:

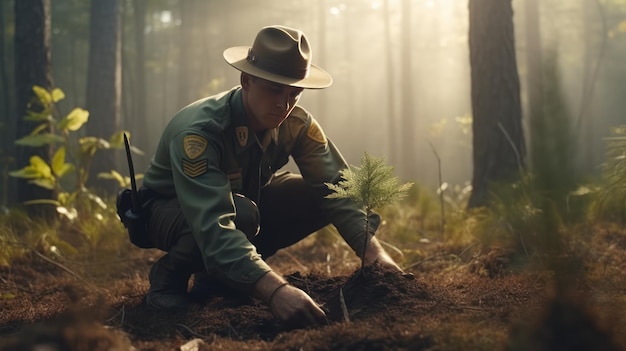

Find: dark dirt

[1,229,625,351]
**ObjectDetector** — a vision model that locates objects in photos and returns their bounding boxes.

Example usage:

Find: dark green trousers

[146,171,331,278]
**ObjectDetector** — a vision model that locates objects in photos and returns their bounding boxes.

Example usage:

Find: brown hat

[223,25,332,89]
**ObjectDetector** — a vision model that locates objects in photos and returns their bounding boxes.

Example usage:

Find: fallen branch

[176,323,213,339]
[339,287,350,323]
[0,240,92,286]
[402,252,449,271]
[447,305,494,311]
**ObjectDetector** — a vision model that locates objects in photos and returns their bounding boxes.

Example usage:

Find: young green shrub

[6,86,140,262]
[469,175,547,255]
[591,124,626,224]
[9,86,137,221]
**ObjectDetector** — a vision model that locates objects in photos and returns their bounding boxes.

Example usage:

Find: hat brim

[223,46,332,89]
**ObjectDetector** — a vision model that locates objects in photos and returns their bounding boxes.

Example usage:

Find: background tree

[578,0,607,175]
[122,0,147,154]
[467,0,525,209]
[0,3,10,125]
[85,0,122,194]
[177,0,199,107]
[524,0,543,169]
[383,0,398,168]
[14,0,53,211]
[316,0,329,126]
[0,1,13,209]
[399,0,416,179]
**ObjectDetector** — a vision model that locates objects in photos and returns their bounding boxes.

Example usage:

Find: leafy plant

[9,85,139,221]
[326,152,413,269]
[0,86,141,265]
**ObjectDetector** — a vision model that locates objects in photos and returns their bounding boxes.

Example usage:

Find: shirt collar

[230,87,279,153]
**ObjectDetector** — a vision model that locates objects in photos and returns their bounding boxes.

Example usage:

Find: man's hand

[268,284,327,327]
[254,271,327,328]
[363,236,404,272]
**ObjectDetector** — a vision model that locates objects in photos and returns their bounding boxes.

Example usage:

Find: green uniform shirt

[143,87,376,286]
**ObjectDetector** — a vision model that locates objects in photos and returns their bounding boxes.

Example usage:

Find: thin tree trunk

[524,0,542,169]
[383,0,398,167]
[86,0,122,194]
[316,0,328,125]
[400,0,415,179]
[14,0,54,211]
[0,1,12,208]
[0,2,10,125]
[132,0,146,151]
[578,0,606,175]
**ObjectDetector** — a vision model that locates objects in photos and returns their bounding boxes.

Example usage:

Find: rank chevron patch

[182,158,208,178]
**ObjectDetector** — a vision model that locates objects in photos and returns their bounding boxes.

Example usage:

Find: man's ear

[240,73,250,90]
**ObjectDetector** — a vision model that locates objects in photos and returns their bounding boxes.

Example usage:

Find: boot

[188,271,217,303]
[188,271,248,303]
[145,254,191,311]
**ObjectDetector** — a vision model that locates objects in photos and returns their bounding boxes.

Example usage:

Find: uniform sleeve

[169,130,271,287]
[291,116,381,257]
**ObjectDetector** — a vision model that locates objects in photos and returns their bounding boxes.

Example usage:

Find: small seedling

[325,152,413,270]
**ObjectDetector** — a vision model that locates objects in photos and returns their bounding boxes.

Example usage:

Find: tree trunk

[400,0,415,179]
[86,0,122,194]
[524,0,542,169]
[383,0,398,168]
[177,0,194,106]
[131,0,146,153]
[467,0,525,209]
[578,0,605,175]
[316,0,328,125]
[0,2,10,126]
[0,1,15,208]
[14,0,54,211]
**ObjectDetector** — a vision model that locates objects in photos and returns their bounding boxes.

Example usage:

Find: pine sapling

[325,152,413,271]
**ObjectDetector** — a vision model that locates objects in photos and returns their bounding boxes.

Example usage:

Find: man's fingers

[268,283,329,327]
[290,306,326,327]
[311,303,328,324]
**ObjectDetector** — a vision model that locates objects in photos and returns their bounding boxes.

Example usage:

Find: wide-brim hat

[223,25,332,89]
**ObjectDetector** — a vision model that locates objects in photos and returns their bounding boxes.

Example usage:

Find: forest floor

[1,224,626,351]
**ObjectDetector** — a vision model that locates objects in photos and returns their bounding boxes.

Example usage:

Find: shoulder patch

[306,119,327,144]
[183,135,208,159]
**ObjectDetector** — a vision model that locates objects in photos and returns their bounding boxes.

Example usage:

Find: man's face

[242,74,304,132]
